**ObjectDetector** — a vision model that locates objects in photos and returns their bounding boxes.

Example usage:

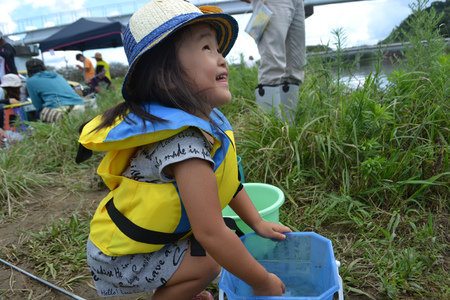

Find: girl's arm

[170,158,286,296]
[228,188,291,239]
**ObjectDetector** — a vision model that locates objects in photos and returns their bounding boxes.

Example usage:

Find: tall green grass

[0,89,122,215]
[222,1,449,298]
[0,1,448,298]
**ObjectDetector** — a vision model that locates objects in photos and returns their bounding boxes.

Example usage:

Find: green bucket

[222,183,285,234]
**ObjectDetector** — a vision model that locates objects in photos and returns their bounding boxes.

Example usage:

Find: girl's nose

[217,52,227,66]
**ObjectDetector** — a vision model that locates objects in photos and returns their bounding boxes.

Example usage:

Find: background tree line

[48,62,129,83]
[383,0,450,43]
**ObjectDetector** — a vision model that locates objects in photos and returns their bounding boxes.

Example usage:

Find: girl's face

[177,23,231,113]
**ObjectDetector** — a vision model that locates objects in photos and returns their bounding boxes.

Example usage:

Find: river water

[341,56,401,89]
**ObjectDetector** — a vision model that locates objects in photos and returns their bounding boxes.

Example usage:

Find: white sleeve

[123,127,214,183]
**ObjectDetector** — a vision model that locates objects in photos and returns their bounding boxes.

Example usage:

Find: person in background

[0,128,8,147]
[241,0,306,122]
[90,65,116,93]
[92,52,111,81]
[76,53,95,84]
[0,31,18,84]
[0,74,21,128]
[78,1,291,299]
[25,58,85,122]
[245,55,257,68]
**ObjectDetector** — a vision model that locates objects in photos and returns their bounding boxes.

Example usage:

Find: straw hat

[1,74,22,88]
[93,52,102,59]
[122,0,239,100]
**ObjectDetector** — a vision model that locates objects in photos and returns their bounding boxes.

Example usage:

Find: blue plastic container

[219,232,340,300]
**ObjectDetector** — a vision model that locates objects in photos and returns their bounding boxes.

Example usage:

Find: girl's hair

[3,86,21,101]
[92,25,217,132]
[82,23,229,181]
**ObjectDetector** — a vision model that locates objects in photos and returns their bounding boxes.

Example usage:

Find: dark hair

[76,54,83,60]
[4,86,21,100]
[27,64,46,77]
[26,58,46,76]
[96,65,105,74]
[91,25,220,132]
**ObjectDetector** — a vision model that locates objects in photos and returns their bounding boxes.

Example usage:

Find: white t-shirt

[123,127,214,183]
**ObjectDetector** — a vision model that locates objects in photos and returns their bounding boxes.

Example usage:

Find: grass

[0,1,449,298]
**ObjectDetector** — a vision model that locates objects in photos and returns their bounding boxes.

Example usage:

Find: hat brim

[1,84,22,88]
[122,12,238,100]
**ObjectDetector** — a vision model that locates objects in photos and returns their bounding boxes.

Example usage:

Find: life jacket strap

[233,183,244,198]
[106,198,191,245]
[75,143,93,164]
[106,198,245,256]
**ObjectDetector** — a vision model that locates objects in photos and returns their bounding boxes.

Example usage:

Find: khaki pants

[253,0,306,85]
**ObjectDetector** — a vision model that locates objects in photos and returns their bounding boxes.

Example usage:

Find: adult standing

[26,58,85,123]
[76,53,95,84]
[92,52,111,81]
[241,0,306,122]
[0,31,18,84]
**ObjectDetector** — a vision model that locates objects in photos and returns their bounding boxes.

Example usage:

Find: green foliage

[19,214,90,285]
[0,88,123,212]
[383,0,450,43]
[50,62,128,83]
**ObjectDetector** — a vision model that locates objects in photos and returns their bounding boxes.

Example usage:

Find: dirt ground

[0,186,154,300]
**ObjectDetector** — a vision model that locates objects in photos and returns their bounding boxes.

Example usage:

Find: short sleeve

[123,127,214,183]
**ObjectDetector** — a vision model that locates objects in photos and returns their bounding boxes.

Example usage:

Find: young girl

[77,1,291,299]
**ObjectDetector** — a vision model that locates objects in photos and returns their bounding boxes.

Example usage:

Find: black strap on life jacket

[106,197,245,256]
[75,143,93,164]
[105,198,191,245]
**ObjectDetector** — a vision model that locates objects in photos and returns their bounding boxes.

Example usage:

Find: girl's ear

[157,68,176,90]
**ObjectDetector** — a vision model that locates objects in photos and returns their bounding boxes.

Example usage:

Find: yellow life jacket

[78,103,241,256]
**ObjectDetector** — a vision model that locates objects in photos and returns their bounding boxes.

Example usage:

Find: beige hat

[1,74,22,88]
[93,52,102,59]
[121,0,238,100]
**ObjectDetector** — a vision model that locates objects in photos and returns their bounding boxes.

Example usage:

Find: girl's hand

[9,98,19,104]
[252,273,286,296]
[254,220,292,240]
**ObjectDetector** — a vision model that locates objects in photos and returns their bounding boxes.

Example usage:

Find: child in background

[89,65,116,93]
[77,1,291,299]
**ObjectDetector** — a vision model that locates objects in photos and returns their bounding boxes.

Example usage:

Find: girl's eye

[202,45,211,50]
